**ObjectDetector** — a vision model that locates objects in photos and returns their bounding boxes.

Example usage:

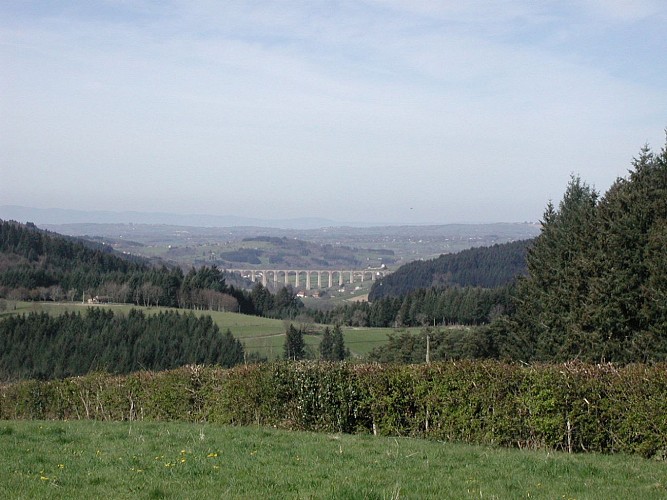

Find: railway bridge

[227,268,389,290]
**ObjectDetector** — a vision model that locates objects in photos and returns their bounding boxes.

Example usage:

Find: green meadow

[1,420,665,499]
[0,302,407,359]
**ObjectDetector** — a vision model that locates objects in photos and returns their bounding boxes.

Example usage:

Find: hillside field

[1,420,665,499]
[0,301,412,359]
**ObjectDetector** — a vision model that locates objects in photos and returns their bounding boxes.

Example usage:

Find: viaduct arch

[227,268,389,290]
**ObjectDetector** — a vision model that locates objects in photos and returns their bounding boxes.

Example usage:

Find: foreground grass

[1,421,665,499]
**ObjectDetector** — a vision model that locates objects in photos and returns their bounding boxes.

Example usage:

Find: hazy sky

[2,1,666,225]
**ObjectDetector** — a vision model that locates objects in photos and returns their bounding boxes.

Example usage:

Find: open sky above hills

[2,1,666,225]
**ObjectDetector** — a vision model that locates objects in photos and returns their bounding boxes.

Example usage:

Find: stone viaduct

[227,268,389,290]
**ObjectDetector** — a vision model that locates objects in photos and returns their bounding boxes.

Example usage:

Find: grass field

[1,301,408,359]
[1,420,665,499]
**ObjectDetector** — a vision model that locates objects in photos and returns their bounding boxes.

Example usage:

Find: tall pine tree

[331,325,349,361]
[319,326,334,360]
[283,324,305,360]
[511,136,667,363]
[515,176,599,361]
[587,142,667,361]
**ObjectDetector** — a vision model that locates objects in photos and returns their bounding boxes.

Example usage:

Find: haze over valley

[2,3,667,492]
[2,2,665,225]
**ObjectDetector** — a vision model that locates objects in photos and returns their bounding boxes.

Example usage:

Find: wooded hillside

[368,239,529,301]
[0,220,303,319]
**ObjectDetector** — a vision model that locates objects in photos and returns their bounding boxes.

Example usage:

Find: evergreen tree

[586,143,667,361]
[273,286,302,319]
[331,324,349,360]
[510,136,667,363]
[514,176,599,361]
[369,239,530,300]
[319,326,334,360]
[283,324,305,360]
[0,309,246,380]
[250,282,273,316]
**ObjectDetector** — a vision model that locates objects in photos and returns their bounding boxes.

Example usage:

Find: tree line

[310,285,515,327]
[352,136,667,365]
[282,323,349,361]
[368,239,530,300]
[0,220,303,320]
[499,139,667,363]
[0,308,246,381]
[373,138,667,364]
[0,307,350,380]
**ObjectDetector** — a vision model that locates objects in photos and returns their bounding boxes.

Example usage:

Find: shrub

[1,361,666,458]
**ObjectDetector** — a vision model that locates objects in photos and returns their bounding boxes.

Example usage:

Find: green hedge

[1,361,666,458]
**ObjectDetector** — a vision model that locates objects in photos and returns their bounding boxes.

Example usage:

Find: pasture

[1,420,665,499]
[0,301,406,359]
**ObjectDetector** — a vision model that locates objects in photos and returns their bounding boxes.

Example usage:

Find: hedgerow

[1,361,665,458]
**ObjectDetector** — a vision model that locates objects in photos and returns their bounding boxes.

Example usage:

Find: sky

[1,1,666,225]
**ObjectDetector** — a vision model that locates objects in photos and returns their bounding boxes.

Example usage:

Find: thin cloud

[1,1,665,224]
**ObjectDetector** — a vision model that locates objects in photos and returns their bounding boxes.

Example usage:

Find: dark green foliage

[178,265,234,310]
[246,283,304,319]
[218,248,262,264]
[331,324,349,360]
[319,326,334,360]
[313,284,514,327]
[514,176,599,361]
[2,361,666,458]
[586,145,667,361]
[320,325,349,361]
[283,324,305,360]
[369,239,530,300]
[0,309,245,381]
[511,138,667,363]
[272,286,302,319]
[250,282,273,316]
[0,219,147,294]
[367,327,494,363]
[0,219,234,309]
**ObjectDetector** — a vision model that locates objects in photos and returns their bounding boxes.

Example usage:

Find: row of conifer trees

[0,308,245,381]
[496,141,667,363]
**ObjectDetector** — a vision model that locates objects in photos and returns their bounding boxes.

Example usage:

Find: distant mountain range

[0,205,342,230]
[0,205,538,231]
